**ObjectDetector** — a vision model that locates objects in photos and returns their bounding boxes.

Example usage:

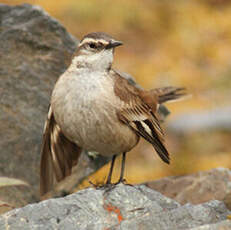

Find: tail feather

[40,106,82,197]
[153,87,187,104]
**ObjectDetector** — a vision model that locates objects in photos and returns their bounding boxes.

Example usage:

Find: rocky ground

[0,183,231,230]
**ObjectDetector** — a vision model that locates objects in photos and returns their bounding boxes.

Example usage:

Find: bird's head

[72,32,123,71]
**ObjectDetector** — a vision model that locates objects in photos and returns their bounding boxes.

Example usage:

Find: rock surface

[146,168,231,205]
[0,184,230,230]
[0,3,77,204]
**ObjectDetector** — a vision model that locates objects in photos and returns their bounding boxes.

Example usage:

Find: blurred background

[2,0,231,186]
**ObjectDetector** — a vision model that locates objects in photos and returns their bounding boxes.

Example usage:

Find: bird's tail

[40,106,82,198]
[152,87,187,104]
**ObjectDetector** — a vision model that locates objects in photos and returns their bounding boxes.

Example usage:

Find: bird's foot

[89,179,131,189]
[89,178,133,193]
[88,181,116,193]
[114,178,134,187]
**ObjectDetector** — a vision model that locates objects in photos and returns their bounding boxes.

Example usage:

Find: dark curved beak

[106,40,123,49]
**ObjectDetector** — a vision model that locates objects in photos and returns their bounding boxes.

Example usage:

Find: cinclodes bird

[40,32,185,196]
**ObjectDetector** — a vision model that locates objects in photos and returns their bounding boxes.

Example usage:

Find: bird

[40,32,186,196]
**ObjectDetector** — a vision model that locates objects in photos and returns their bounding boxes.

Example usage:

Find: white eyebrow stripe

[79,38,109,46]
[97,39,109,44]
[79,38,95,46]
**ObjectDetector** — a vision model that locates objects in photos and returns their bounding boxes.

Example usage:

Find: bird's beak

[106,40,123,49]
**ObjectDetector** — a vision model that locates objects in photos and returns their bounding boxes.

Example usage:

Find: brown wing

[114,69,186,120]
[113,70,170,164]
[40,106,82,197]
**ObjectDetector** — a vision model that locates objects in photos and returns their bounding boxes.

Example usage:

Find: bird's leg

[106,155,116,184]
[103,153,131,194]
[92,153,129,190]
[117,152,126,183]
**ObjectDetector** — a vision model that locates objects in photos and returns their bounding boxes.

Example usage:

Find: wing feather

[113,70,170,164]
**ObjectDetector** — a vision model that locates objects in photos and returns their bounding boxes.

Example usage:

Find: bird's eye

[89,43,97,49]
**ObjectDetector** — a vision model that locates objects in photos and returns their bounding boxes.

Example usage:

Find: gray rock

[146,168,231,205]
[190,220,231,230]
[0,184,230,230]
[0,3,77,204]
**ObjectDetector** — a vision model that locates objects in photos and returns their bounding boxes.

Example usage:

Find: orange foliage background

[2,0,231,185]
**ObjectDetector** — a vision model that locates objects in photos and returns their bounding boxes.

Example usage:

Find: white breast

[51,69,138,156]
